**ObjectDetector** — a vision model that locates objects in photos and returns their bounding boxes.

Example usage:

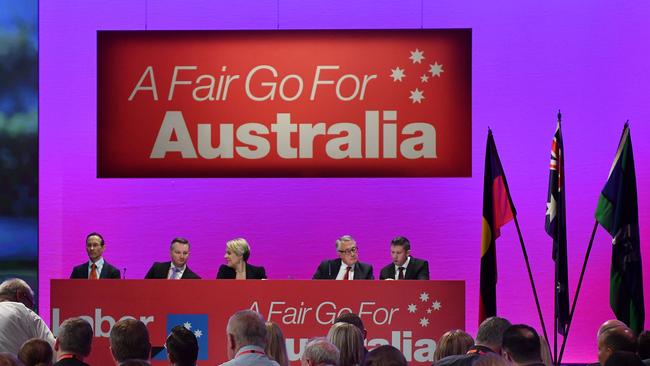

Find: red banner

[98,30,471,177]
[51,280,464,365]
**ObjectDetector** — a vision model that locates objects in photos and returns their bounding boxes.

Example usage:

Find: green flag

[595,123,644,334]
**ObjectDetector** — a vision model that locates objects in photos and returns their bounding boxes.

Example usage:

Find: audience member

[432,329,474,362]
[434,316,511,366]
[0,353,23,366]
[473,353,508,366]
[301,338,339,366]
[109,319,151,365]
[265,322,288,366]
[326,322,364,366]
[220,310,278,366]
[501,324,543,366]
[118,360,151,366]
[0,279,55,354]
[539,337,552,366]
[638,330,650,365]
[333,314,367,340]
[18,339,53,366]
[165,325,198,366]
[604,351,644,366]
[362,345,406,366]
[53,317,93,366]
[597,320,636,366]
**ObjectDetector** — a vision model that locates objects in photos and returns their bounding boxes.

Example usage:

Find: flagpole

[558,220,599,365]
[554,110,561,366]
[512,215,553,360]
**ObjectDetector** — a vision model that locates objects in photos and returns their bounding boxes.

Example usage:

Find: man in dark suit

[379,236,429,280]
[70,232,121,279]
[313,235,373,280]
[53,317,93,366]
[145,237,201,279]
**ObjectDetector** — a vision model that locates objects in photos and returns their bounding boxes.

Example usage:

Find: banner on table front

[98,30,471,177]
[51,280,464,365]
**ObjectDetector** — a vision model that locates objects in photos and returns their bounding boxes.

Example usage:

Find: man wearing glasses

[312,235,374,280]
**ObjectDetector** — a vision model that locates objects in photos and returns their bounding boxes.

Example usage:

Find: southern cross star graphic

[183,322,192,330]
[408,304,418,313]
[426,308,432,314]
[546,194,557,222]
[409,88,424,104]
[420,74,429,83]
[432,300,442,311]
[419,292,430,302]
[429,62,444,77]
[194,329,203,338]
[419,317,430,327]
[390,67,406,82]
[409,49,425,64]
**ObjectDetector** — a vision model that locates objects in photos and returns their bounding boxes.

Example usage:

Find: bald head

[0,278,34,309]
[597,322,636,366]
[597,319,628,337]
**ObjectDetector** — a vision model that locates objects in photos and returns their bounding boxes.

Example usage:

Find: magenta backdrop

[39,1,650,363]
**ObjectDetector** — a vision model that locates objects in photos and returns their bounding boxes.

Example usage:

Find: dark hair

[166,325,198,366]
[86,232,105,246]
[637,330,650,360]
[18,338,53,366]
[363,345,407,366]
[334,312,366,334]
[501,324,541,364]
[58,317,93,357]
[110,319,151,362]
[604,351,644,366]
[601,327,637,353]
[476,316,511,350]
[170,237,190,250]
[390,236,410,251]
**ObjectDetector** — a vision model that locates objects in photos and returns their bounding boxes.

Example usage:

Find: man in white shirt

[0,278,55,354]
[70,232,121,279]
[219,310,279,366]
[144,238,201,279]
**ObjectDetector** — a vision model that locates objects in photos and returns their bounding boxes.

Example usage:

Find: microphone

[122,268,127,279]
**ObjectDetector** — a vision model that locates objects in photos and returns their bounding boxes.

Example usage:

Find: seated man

[501,324,544,366]
[379,236,429,280]
[166,325,198,366]
[70,232,121,279]
[597,319,636,366]
[434,316,511,366]
[313,235,373,280]
[145,238,201,279]
[53,317,93,366]
[301,338,339,366]
[110,319,151,365]
[220,310,277,366]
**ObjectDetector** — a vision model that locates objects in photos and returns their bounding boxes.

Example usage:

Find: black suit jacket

[70,260,121,279]
[379,257,429,280]
[313,258,374,280]
[216,263,267,279]
[53,358,91,366]
[144,261,201,279]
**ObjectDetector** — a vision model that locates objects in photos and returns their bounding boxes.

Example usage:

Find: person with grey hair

[53,317,93,366]
[144,238,201,279]
[220,310,278,366]
[434,316,511,366]
[0,279,55,354]
[597,320,637,366]
[313,235,373,280]
[301,338,339,366]
[109,319,151,365]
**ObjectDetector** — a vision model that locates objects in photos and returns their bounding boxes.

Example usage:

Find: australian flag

[153,314,209,361]
[545,116,570,336]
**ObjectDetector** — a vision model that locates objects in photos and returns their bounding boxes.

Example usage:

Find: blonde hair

[226,238,251,261]
[327,322,364,366]
[265,322,289,366]
[433,329,474,361]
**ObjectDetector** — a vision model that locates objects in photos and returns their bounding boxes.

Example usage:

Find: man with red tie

[312,235,374,280]
[70,232,121,279]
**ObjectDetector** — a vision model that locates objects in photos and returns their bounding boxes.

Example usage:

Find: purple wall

[39,1,650,363]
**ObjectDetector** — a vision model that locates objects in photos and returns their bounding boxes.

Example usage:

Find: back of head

[302,338,339,366]
[473,353,509,366]
[598,319,628,336]
[333,313,366,337]
[433,329,474,361]
[0,278,34,308]
[227,310,267,349]
[119,360,152,366]
[501,324,541,364]
[18,338,53,366]
[362,345,406,366]
[110,319,151,363]
[165,325,198,366]
[265,322,289,366]
[327,322,364,366]
[58,317,93,358]
[475,317,511,352]
[638,330,650,360]
[600,326,637,353]
[603,351,644,366]
[0,353,22,366]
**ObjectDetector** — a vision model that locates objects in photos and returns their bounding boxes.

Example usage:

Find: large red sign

[51,280,464,365]
[98,30,471,177]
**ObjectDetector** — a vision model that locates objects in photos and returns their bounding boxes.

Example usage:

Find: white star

[183,322,192,330]
[194,329,203,338]
[419,317,430,327]
[390,67,406,82]
[432,301,442,311]
[546,194,556,223]
[408,304,417,313]
[409,89,425,104]
[429,62,444,77]
[409,49,425,64]
[426,308,432,314]
[420,74,429,83]
[419,292,430,302]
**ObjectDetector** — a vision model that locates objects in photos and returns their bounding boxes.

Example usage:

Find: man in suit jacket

[145,237,201,279]
[379,236,429,280]
[313,235,373,280]
[53,317,93,366]
[70,232,121,279]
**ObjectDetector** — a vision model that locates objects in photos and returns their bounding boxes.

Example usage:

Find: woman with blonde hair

[433,329,474,362]
[265,321,289,366]
[216,238,267,279]
[327,322,365,366]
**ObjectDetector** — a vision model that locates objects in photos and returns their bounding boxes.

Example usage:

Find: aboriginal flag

[479,130,516,325]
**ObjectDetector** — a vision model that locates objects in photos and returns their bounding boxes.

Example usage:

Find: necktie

[344,266,352,280]
[171,267,181,280]
[398,267,405,280]
[90,263,98,280]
